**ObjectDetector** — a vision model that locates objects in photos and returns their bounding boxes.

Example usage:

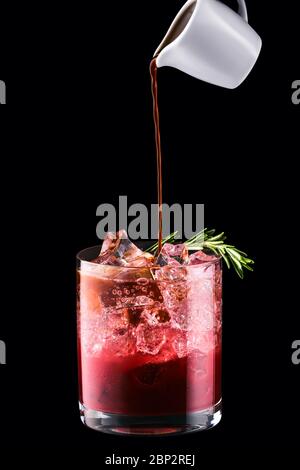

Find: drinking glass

[77,245,222,435]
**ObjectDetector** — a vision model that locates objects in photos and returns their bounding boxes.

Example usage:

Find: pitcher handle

[236,0,248,23]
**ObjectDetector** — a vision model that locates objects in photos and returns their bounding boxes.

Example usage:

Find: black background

[0,0,299,452]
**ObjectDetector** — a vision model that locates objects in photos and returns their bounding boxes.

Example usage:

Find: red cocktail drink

[77,237,222,435]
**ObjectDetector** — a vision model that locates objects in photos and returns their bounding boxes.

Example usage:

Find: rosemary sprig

[186,228,254,279]
[147,228,254,279]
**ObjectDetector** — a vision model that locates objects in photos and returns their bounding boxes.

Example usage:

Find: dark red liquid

[79,345,221,416]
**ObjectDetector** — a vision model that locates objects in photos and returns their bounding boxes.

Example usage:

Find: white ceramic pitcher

[154,0,262,89]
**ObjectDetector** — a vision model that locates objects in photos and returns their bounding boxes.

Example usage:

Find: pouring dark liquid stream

[150,58,163,253]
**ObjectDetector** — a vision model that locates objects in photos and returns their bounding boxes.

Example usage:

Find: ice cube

[155,253,169,267]
[153,266,187,282]
[103,307,130,332]
[156,243,189,266]
[92,250,127,266]
[96,230,154,267]
[98,278,164,311]
[81,306,137,357]
[105,326,137,356]
[151,262,188,328]
[111,330,136,355]
[151,263,188,330]
[172,330,188,358]
[141,308,159,326]
[136,324,166,355]
[189,249,219,265]
[141,307,170,326]
[100,230,126,254]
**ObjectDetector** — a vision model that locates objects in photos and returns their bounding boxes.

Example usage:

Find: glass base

[79,400,222,436]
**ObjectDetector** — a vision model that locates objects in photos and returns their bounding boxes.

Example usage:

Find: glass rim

[76,244,221,271]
